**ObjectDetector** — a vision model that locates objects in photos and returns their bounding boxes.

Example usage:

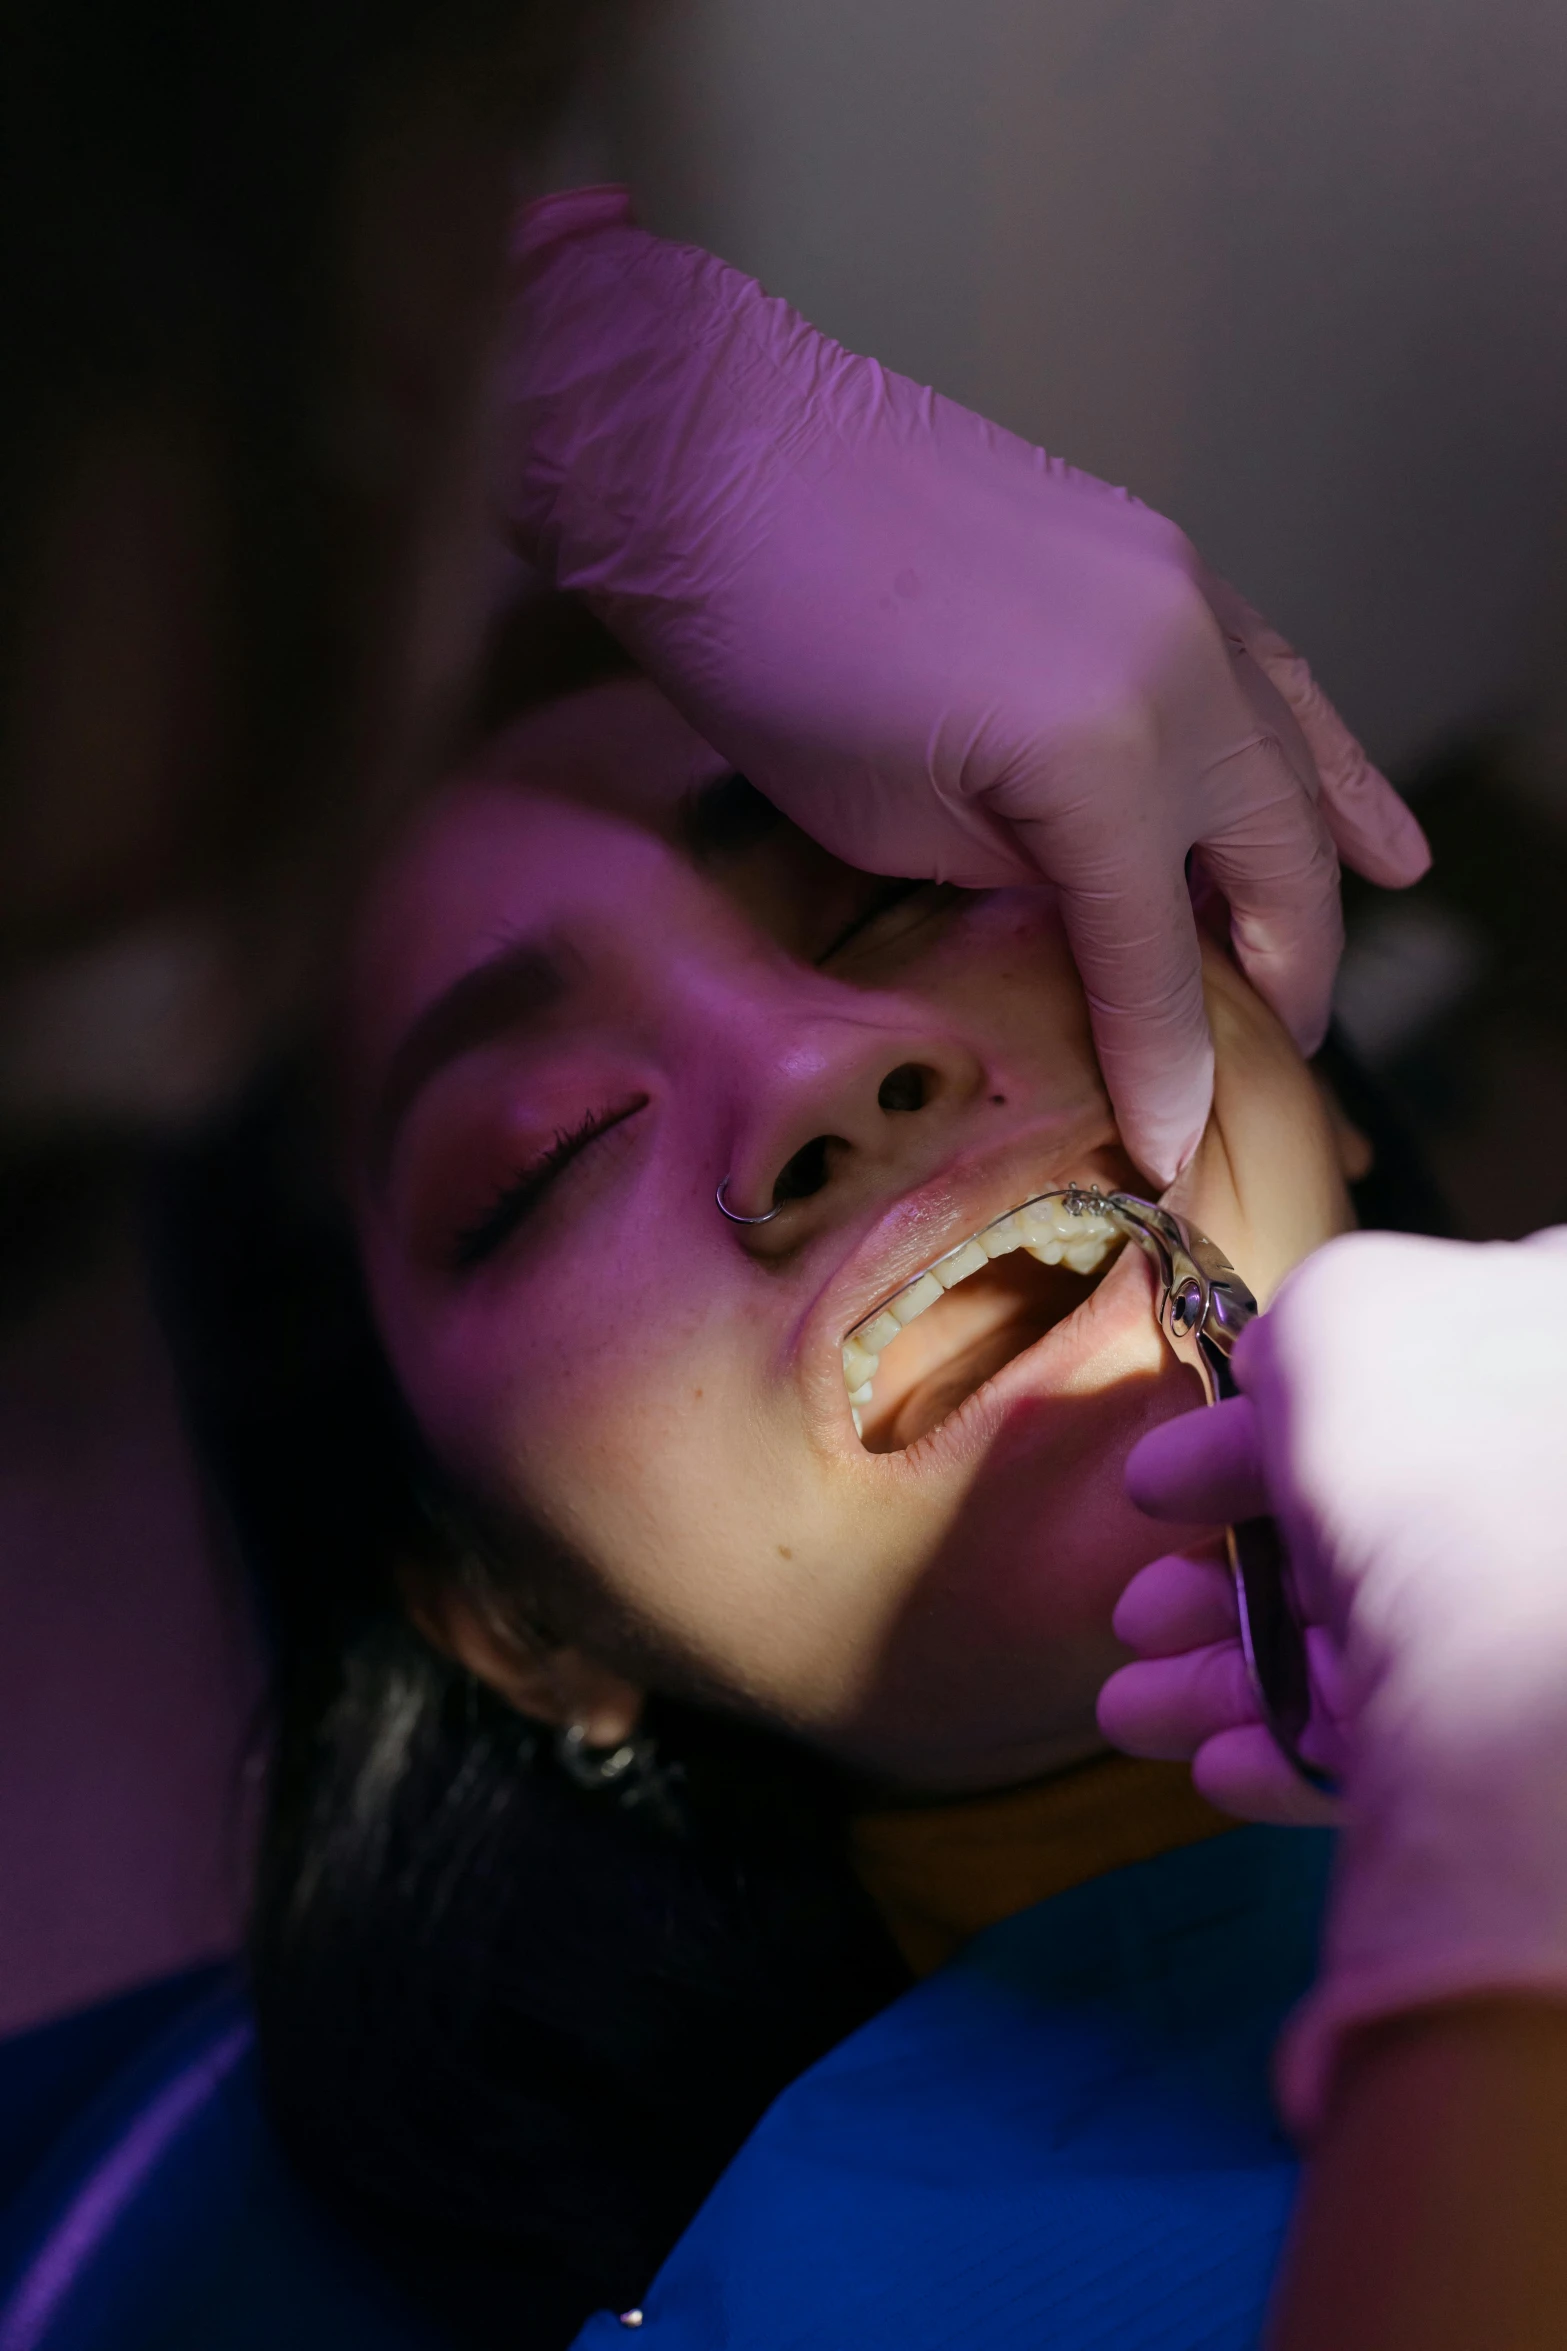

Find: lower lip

[877,1240,1162,1481]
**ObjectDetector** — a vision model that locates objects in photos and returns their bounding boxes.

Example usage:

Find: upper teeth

[841,1187,1120,1433]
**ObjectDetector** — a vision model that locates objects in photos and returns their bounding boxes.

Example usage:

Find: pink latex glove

[1100,1227,1567,2132]
[497,188,1429,1183]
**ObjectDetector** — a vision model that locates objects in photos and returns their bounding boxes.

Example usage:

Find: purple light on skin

[0,2018,254,2351]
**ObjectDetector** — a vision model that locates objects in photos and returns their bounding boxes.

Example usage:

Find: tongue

[859,1254,1107,1453]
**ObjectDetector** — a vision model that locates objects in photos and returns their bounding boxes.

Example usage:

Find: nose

[718,1008,988,1237]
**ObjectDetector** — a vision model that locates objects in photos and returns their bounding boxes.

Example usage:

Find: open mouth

[842,1188,1127,1452]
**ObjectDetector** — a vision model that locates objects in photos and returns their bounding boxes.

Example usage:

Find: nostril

[772,1134,837,1204]
[765,1066,935,1208]
[877,1063,932,1114]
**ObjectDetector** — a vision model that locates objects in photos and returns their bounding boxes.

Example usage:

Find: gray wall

[592,0,1567,769]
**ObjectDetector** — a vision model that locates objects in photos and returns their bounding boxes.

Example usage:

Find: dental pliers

[1064,1185,1333,1795]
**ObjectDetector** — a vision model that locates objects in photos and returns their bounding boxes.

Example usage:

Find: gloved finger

[1095,1640,1258,1760]
[1310,742,1429,893]
[1194,733,1345,1057]
[1304,1623,1349,1727]
[1203,575,1430,890]
[1191,1725,1341,1826]
[1125,1395,1268,1524]
[1112,1551,1238,1656]
[1010,815,1213,1185]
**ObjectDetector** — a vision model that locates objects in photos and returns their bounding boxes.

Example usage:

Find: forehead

[470,673,732,830]
[349,677,732,1028]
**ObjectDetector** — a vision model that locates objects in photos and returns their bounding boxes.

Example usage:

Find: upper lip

[784,1119,1131,1440]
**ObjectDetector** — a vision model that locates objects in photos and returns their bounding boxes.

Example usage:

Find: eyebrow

[368,939,569,1185]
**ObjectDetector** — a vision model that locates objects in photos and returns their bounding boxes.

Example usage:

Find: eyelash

[816,879,958,964]
[450,1097,647,1270]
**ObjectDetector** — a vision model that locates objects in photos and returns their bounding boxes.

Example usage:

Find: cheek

[395,1272,847,1682]
[411,1263,719,1523]
[910,897,1106,1108]
[389,1269,1006,1732]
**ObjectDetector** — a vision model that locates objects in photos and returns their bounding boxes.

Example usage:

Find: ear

[404,1574,645,1749]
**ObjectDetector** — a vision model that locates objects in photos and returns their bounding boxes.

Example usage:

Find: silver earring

[716,1178,782,1226]
[555,1720,661,1799]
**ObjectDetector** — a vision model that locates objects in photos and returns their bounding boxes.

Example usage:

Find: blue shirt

[574,1824,1332,2351]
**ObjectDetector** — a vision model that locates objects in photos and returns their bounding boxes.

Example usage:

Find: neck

[850,1750,1233,1977]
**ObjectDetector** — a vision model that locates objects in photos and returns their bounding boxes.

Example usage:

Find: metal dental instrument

[1061,1184,1335,1796]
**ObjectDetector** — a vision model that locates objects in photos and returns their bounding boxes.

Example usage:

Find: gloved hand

[1099,1227,1567,2131]
[498,187,1429,1183]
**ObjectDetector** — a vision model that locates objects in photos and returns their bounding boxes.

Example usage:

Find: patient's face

[344,677,1354,1792]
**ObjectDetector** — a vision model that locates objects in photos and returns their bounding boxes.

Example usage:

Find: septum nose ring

[716,1178,782,1226]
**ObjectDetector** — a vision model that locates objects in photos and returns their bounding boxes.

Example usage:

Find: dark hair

[150,1074,908,2349]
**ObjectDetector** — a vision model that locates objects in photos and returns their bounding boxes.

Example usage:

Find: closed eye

[451,1095,648,1269]
[816,879,962,964]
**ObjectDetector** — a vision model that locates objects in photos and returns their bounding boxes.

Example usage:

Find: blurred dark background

[1337,730,1567,1240]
